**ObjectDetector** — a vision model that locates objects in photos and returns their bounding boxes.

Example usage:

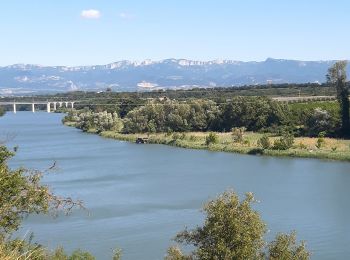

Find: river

[1,112,349,259]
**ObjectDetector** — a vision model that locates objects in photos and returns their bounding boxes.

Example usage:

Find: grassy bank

[98,130,350,162]
[63,121,350,162]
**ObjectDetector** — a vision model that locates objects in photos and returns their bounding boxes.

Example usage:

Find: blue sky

[1,0,349,66]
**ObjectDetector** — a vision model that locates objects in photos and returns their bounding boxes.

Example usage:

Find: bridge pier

[65,102,68,108]
[71,102,74,109]
[32,103,35,113]
[59,102,63,108]
[13,103,16,114]
[53,102,57,111]
[47,102,51,113]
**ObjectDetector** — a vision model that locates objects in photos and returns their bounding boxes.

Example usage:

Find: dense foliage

[0,146,52,234]
[64,110,123,133]
[166,191,310,260]
[219,97,290,132]
[288,101,341,136]
[66,97,297,134]
[123,100,220,133]
[65,96,350,138]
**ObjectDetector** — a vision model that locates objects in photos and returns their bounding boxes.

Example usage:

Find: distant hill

[0,58,348,95]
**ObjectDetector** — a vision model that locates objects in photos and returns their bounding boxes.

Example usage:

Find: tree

[268,232,310,260]
[0,146,83,237]
[172,191,266,259]
[167,190,310,260]
[327,61,349,136]
[304,108,333,137]
[220,97,290,132]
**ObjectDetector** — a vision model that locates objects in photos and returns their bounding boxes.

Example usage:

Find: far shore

[64,122,350,162]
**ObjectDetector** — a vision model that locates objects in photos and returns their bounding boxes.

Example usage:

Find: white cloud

[81,9,101,19]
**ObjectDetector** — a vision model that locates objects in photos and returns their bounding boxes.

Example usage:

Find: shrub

[189,135,198,141]
[172,133,181,140]
[315,132,326,149]
[273,133,294,150]
[298,142,308,150]
[232,127,246,143]
[258,135,271,149]
[205,132,219,146]
[243,139,251,146]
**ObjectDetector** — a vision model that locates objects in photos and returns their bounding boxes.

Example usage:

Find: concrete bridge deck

[0,101,75,113]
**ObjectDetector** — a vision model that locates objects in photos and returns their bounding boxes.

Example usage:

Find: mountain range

[0,58,348,95]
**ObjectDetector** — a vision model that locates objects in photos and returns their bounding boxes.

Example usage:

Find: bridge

[0,101,75,113]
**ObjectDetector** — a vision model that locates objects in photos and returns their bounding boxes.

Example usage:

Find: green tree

[327,61,349,136]
[268,232,310,260]
[220,97,290,132]
[173,191,266,259]
[167,191,310,260]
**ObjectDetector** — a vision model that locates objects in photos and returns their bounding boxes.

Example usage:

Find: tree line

[63,61,349,138]
[65,96,346,138]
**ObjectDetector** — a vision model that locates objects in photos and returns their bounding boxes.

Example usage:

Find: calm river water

[1,112,349,259]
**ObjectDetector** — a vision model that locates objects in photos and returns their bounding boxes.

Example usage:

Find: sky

[0,0,349,66]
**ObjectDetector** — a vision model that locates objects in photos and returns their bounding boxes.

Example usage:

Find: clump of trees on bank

[66,97,291,134]
[63,110,123,133]
[65,95,347,138]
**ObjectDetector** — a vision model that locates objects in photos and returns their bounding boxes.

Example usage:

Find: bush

[168,190,310,260]
[205,132,218,146]
[273,133,294,150]
[172,133,181,140]
[315,132,326,149]
[189,135,198,141]
[258,135,271,149]
[298,142,308,150]
[232,127,246,143]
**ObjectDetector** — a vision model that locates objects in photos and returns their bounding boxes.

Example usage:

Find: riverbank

[96,129,350,162]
